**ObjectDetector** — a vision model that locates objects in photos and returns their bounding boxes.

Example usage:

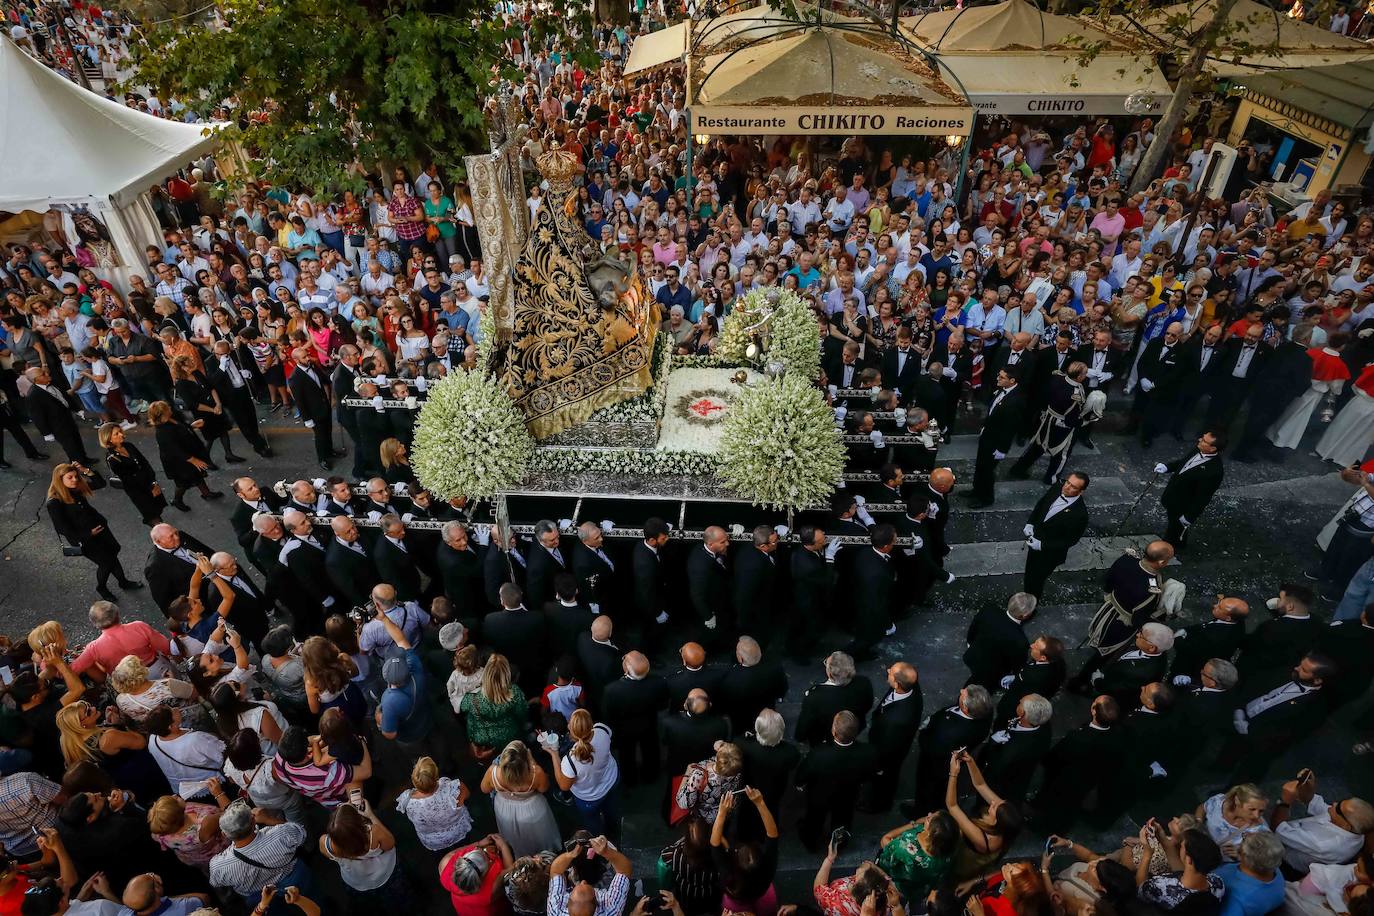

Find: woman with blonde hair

[26,621,67,657]
[480,740,559,857]
[301,635,368,731]
[55,701,168,800]
[100,422,166,526]
[171,354,243,464]
[459,654,527,759]
[396,755,473,855]
[674,739,742,825]
[148,787,230,871]
[111,654,197,725]
[147,400,220,511]
[45,462,140,600]
[378,438,415,487]
[1197,784,1271,860]
[547,708,621,840]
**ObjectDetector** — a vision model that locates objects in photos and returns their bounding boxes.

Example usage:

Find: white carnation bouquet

[719,374,844,510]
[412,371,534,499]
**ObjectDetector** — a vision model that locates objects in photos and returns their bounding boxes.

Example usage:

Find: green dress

[877,823,953,902]
[460,687,527,749]
[424,197,457,239]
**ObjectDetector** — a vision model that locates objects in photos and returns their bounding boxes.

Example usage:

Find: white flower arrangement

[719,374,845,510]
[656,367,755,453]
[718,292,770,362]
[767,292,823,381]
[475,302,497,373]
[411,371,534,499]
[533,447,720,477]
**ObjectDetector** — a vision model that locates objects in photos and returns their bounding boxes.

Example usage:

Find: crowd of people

[2,0,1374,914]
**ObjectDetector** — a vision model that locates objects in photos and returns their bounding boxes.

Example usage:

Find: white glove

[704,616,717,630]
[1027,537,1042,551]
[909,536,924,550]
[272,481,289,497]
[869,386,881,399]
[372,374,388,386]
[599,519,615,533]
[655,611,669,624]
[321,596,336,607]
[1266,597,1280,611]
[1089,670,1103,684]
[43,435,55,442]
[1171,675,1192,687]
[730,523,745,536]
[824,539,843,561]
[371,395,385,411]
[1232,710,1249,735]
[990,730,1010,745]
[1096,372,1114,382]
[415,376,428,392]
[312,478,326,489]
[558,517,573,530]
[854,495,867,506]
[827,384,838,398]
[1179,516,1191,527]
[942,366,957,379]
[869,430,885,448]
[401,513,414,523]
[1139,378,1154,392]
[304,420,315,428]
[893,407,907,425]
[857,507,876,527]
[1149,762,1168,779]
[945,571,956,584]
[993,450,1006,460]
[834,405,848,422]
[475,524,491,546]
[999,674,1015,689]
[405,396,418,409]
[1023,524,1035,537]
[1361,328,1374,339]
[1085,368,1102,381]
[1153,463,1168,474]
[774,524,789,537]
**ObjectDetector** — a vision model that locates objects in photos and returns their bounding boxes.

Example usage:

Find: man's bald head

[122,873,160,910]
[703,526,728,551]
[736,636,761,666]
[1012,332,1032,349]
[685,687,710,714]
[331,515,358,540]
[680,642,705,668]
[569,883,598,916]
[623,651,649,678]
[1144,540,1175,567]
[591,615,613,641]
[930,467,955,493]
[1216,595,1250,621]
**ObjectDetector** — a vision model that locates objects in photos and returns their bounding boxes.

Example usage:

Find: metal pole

[685,110,694,195]
[890,0,900,36]
[1171,149,1224,266]
[954,113,975,204]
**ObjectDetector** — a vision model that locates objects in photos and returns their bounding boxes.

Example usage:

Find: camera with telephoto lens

[348,605,371,626]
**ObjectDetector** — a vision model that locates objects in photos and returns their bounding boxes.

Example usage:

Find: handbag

[425,222,441,243]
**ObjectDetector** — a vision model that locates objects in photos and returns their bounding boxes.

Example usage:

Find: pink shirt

[71,622,172,676]
[652,242,678,265]
[1089,211,1126,255]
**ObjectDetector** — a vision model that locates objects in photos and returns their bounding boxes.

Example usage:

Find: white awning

[625,21,688,74]
[933,52,1173,116]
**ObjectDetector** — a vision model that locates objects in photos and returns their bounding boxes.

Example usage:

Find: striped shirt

[0,772,61,858]
[208,823,307,896]
[547,872,629,916]
[271,755,351,806]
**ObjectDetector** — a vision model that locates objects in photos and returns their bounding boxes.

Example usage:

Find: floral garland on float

[411,370,534,499]
[717,288,822,381]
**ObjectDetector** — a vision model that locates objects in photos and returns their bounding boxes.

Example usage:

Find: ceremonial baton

[1114,470,1161,537]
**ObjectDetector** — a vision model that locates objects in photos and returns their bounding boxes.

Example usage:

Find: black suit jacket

[1319,620,1374,706]
[570,542,619,615]
[1244,679,1329,748]
[575,633,622,710]
[1073,344,1125,392]
[963,606,1029,689]
[545,600,597,654]
[1036,721,1124,801]
[796,678,874,745]
[1160,453,1224,521]
[525,542,569,609]
[325,539,380,607]
[720,662,789,735]
[661,711,731,776]
[989,346,1036,386]
[373,535,422,602]
[286,365,331,423]
[851,547,897,643]
[823,354,867,392]
[230,493,284,550]
[1171,619,1245,683]
[1178,338,1227,392]
[1214,339,1270,390]
[483,544,526,610]
[205,570,270,644]
[483,608,549,694]
[791,546,835,622]
[280,535,339,611]
[686,545,731,623]
[145,534,214,611]
[601,674,670,737]
[1238,614,1324,684]
[25,385,80,446]
[794,740,880,808]
[868,687,923,765]
[731,546,780,637]
[331,363,359,424]
[1098,651,1169,708]
[979,723,1053,801]
[1026,490,1089,565]
[1137,338,1187,397]
[882,347,922,400]
[631,541,667,622]
[667,665,726,712]
[741,739,802,812]
[979,386,1027,453]
[914,707,991,779]
[435,542,487,619]
[995,657,1067,722]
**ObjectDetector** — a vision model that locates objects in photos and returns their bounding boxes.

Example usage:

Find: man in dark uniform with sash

[1068,540,1176,693]
[1008,362,1088,484]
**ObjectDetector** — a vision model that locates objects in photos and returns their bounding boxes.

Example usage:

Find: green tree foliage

[133,0,591,193]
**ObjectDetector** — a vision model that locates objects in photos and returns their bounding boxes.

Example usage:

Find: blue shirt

[435,306,471,336]
[379,648,431,743]
[1215,863,1283,916]
[788,266,821,290]
[655,282,692,312]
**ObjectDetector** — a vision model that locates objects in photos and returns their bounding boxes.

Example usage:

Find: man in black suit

[601,650,669,786]
[847,523,898,661]
[1218,651,1334,784]
[575,615,622,714]
[630,517,672,652]
[1032,331,1077,418]
[1009,362,1089,484]
[350,379,391,476]
[963,592,1037,690]
[901,684,993,818]
[891,409,941,476]
[330,345,364,477]
[788,524,835,663]
[1236,584,1322,686]
[1074,329,1124,449]
[544,574,596,651]
[732,525,781,639]
[1170,595,1249,686]
[686,526,732,646]
[1095,622,1175,712]
[985,332,1036,403]
[1098,682,1181,822]
[1030,694,1124,833]
[720,636,788,735]
[994,635,1067,723]
[881,327,923,403]
[483,527,526,611]
[964,369,1026,507]
[1176,659,1241,776]
[277,508,340,635]
[24,366,93,463]
[206,339,271,458]
[977,692,1054,803]
[661,688,731,779]
[1171,321,1226,440]
[321,477,362,519]
[918,469,955,569]
[434,521,487,623]
[865,661,922,812]
[795,651,874,746]
[1133,321,1187,447]
[1021,474,1090,600]
[286,346,337,470]
[824,340,867,394]
[1235,320,1313,462]
[740,710,802,814]
[1319,606,1374,708]
[373,514,423,602]
[570,522,620,617]
[524,519,568,611]
[1204,321,1268,437]
[484,583,549,698]
[229,477,284,552]
[146,522,215,612]
[324,515,380,607]
[1156,430,1225,550]
[915,362,953,433]
[666,642,724,711]
[204,551,271,651]
[794,711,879,851]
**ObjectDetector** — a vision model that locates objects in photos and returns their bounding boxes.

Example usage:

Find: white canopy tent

[625,3,860,74]
[0,37,223,291]
[901,0,1172,116]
